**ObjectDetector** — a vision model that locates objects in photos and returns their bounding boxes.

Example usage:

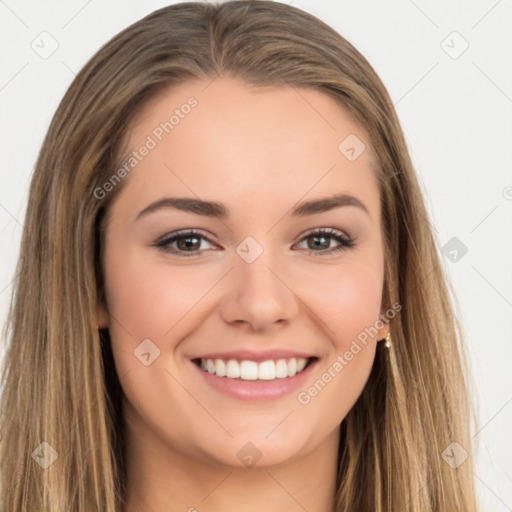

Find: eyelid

[298,226,351,242]
[155,228,218,250]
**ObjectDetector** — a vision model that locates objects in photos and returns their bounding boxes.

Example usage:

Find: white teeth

[198,357,310,380]
[296,357,307,373]
[240,360,258,380]
[226,359,240,378]
[215,359,226,377]
[275,359,288,378]
[258,360,276,380]
[287,358,297,377]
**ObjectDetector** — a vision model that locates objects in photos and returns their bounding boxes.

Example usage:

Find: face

[98,76,389,468]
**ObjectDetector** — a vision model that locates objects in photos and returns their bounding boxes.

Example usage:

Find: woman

[0,1,479,510]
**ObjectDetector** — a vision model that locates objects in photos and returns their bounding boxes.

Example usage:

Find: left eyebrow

[290,194,369,217]
[135,193,370,222]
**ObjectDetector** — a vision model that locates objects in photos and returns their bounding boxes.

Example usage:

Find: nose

[218,246,300,333]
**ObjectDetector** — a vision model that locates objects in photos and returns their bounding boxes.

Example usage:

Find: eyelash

[155,228,356,257]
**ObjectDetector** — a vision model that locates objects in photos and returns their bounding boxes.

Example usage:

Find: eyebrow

[135,193,370,222]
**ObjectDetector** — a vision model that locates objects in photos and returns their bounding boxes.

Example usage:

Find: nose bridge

[220,234,298,331]
[235,234,286,302]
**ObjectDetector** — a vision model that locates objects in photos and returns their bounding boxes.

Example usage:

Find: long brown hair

[0,1,479,510]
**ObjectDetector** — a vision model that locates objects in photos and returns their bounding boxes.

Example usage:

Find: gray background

[1,1,511,509]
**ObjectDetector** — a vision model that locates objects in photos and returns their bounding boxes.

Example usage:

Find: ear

[96,302,109,329]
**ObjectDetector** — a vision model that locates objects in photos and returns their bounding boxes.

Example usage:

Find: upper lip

[191,349,316,363]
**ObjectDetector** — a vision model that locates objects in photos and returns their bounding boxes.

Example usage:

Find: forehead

[112,76,381,223]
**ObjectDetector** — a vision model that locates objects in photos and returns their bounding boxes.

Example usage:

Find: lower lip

[191,359,318,401]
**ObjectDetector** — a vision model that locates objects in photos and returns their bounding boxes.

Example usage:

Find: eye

[155,227,356,257]
[155,229,217,257]
[294,228,356,256]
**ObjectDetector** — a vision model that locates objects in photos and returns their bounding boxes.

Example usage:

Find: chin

[198,431,310,469]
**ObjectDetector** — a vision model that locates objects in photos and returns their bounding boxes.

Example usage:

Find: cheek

[298,260,384,346]
[294,263,383,429]
[102,251,220,433]
[103,248,217,343]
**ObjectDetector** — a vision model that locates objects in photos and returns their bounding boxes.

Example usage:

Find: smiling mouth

[192,356,318,381]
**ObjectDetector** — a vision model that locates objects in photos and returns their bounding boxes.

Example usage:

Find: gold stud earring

[384,332,392,348]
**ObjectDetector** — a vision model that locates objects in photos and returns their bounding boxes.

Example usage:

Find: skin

[97,76,389,512]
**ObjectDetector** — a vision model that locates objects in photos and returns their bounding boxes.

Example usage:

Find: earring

[384,332,392,348]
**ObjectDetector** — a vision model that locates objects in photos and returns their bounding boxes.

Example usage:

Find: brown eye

[156,230,216,257]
